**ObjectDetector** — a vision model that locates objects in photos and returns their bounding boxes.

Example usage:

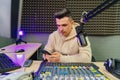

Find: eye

[56,25,60,27]
[62,24,67,27]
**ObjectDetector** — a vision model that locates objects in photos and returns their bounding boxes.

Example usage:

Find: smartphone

[42,50,51,55]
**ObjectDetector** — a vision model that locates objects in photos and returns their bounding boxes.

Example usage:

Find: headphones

[104,58,120,79]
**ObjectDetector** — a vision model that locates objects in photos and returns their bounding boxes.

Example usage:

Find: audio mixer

[34,61,109,80]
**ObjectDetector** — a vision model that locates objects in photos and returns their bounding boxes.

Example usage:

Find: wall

[89,36,120,61]
[23,33,120,61]
[22,33,49,45]
[0,0,11,38]
[0,36,15,48]
[0,1,119,61]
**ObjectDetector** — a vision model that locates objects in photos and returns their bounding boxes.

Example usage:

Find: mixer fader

[34,61,109,80]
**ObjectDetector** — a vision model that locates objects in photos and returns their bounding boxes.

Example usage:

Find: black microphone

[77,32,87,47]
[75,11,88,47]
[76,24,87,47]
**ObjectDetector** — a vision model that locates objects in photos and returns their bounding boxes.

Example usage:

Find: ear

[69,19,74,25]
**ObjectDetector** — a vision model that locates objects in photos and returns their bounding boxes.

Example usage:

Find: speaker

[104,58,120,79]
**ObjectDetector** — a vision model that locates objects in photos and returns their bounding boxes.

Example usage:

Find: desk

[1,61,119,80]
[94,62,119,80]
[0,43,42,66]
[23,61,119,80]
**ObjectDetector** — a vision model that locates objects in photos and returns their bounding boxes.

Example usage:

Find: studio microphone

[76,24,87,47]
[75,11,88,47]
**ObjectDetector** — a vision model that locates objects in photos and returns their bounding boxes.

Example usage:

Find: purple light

[14,54,25,66]
[19,30,23,36]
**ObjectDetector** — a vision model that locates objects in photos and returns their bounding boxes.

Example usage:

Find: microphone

[75,11,88,47]
[76,24,87,47]
[77,32,87,47]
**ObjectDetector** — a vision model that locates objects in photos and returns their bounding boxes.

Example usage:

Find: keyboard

[0,53,21,73]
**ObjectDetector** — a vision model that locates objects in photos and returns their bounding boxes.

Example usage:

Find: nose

[59,26,63,32]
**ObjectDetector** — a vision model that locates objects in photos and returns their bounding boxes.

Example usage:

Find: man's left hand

[48,52,61,62]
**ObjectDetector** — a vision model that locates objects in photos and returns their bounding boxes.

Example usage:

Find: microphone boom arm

[76,0,119,47]
[83,0,119,23]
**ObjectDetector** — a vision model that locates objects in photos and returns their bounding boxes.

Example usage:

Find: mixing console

[34,61,109,80]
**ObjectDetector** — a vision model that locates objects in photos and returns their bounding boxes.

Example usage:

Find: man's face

[56,17,73,37]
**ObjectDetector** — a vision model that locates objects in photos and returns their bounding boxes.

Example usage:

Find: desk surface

[94,62,119,80]
[0,43,42,66]
[0,43,119,80]
[20,61,119,80]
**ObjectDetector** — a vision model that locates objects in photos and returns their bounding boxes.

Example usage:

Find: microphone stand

[16,36,27,45]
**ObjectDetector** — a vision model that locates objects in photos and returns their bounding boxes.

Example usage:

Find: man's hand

[44,52,61,62]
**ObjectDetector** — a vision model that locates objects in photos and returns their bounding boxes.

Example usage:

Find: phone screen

[42,50,51,55]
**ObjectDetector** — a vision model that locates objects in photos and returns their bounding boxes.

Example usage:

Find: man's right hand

[43,52,61,62]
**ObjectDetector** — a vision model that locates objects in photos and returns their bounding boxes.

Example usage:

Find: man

[43,8,92,62]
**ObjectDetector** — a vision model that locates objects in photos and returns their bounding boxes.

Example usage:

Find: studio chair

[38,44,45,60]
[92,56,96,62]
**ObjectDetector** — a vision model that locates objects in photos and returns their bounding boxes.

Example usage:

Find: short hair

[54,8,72,19]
